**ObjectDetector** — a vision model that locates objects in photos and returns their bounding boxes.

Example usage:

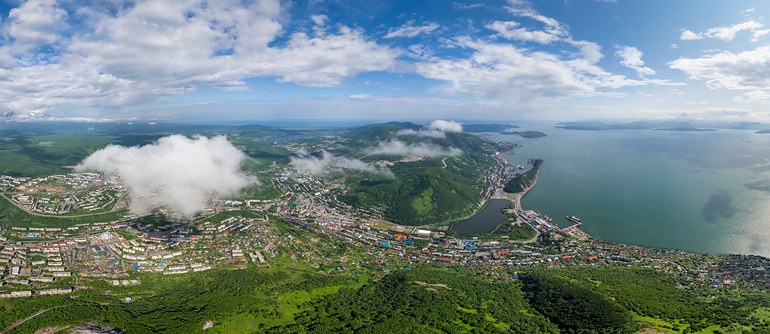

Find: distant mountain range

[461,123,519,132]
[556,120,769,131]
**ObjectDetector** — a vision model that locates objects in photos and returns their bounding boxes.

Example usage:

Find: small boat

[566,215,582,224]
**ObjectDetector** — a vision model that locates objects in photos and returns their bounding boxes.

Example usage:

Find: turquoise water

[491,126,770,257]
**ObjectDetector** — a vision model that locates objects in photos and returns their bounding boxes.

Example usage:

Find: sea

[489,124,770,258]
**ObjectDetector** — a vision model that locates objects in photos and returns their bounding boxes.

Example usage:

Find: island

[557,120,766,131]
[654,127,717,132]
[462,123,519,133]
[0,122,769,333]
[500,130,548,138]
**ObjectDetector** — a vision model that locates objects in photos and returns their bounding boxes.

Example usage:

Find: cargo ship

[565,215,582,224]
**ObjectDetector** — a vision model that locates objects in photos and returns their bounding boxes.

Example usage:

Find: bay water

[491,126,770,257]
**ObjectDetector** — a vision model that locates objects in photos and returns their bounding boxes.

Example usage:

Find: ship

[565,215,582,224]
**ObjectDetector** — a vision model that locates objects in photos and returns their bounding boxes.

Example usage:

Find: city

[1,151,768,304]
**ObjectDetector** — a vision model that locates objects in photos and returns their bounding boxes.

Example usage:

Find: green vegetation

[5,121,770,334]
[539,267,770,333]
[339,122,506,226]
[494,221,537,240]
[0,122,325,177]
[271,268,558,333]
[0,195,129,228]
[504,159,544,193]
[0,264,357,333]
[4,265,769,333]
[344,121,422,145]
[500,130,548,138]
[342,154,494,226]
[520,271,637,333]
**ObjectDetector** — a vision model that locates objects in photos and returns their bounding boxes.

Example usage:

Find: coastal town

[1,151,769,302]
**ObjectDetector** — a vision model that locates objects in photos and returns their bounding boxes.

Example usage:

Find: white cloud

[265,26,398,87]
[290,150,393,178]
[0,0,397,118]
[76,135,257,219]
[415,38,674,104]
[428,119,463,132]
[669,88,685,95]
[706,20,763,41]
[349,94,371,99]
[670,46,770,103]
[396,129,447,138]
[680,29,703,40]
[681,20,765,42]
[487,20,562,44]
[5,0,68,54]
[751,29,770,42]
[366,139,462,158]
[616,46,655,77]
[735,91,770,104]
[453,3,485,10]
[415,1,676,104]
[669,46,770,91]
[396,119,463,138]
[310,14,328,26]
[384,21,440,38]
[504,0,564,31]
[639,107,766,122]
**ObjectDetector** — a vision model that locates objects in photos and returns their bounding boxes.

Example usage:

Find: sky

[0,0,769,123]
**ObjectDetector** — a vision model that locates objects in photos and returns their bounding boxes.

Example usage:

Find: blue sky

[1,0,769,122]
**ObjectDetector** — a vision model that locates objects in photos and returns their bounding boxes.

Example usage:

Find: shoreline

[505,159,541,211]
[506,159,592,240]
[451,158,546,239]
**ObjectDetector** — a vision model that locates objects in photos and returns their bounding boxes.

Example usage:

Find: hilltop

[338,122,506,226]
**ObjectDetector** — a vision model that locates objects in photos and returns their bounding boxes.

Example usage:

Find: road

[1,304,80,334]
[0,192,127,219]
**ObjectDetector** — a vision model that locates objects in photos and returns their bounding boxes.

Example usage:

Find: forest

[341,153,494,226]
[504,159,544,193]
[3,264,770,333]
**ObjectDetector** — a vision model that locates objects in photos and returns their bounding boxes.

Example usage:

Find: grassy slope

[0,195,129,228]
[342,154,493,226]
[2,262,770,333]
[340,123,498,226]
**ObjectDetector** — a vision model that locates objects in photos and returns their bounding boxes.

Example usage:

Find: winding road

[1,305,78,334]
[0,192,127,219]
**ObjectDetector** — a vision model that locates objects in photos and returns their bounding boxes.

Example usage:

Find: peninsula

[0,122,769,334]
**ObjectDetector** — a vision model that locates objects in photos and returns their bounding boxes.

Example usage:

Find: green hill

[339,122,498,226]
[342,153,493,225]
[504,159,543,193]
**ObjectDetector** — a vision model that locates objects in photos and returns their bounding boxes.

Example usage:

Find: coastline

[504,159,541,212]
[509,169,538,212]
[506,159,592,240]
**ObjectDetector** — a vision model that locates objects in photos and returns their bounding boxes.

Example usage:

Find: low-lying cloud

[76,135,257,219]
[367,139,462,158]
[396,119,463,138]
[428,119,463,132]
[396,128,447,138]
[290,150,393,178]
